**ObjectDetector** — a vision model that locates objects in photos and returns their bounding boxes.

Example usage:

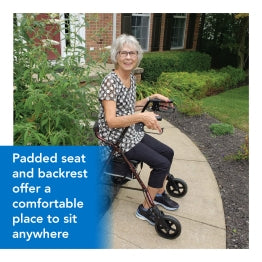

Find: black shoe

[135,204,156,225]
[154,191,179,211]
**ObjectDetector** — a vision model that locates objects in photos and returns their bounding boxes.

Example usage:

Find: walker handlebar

[94,98,174,145]
[138,98,175,134]
[141,98,174,113]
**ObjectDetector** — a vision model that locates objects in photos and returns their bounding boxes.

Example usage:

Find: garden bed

[166,111,249,249]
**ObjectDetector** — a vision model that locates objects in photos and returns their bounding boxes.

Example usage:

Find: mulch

[166,111,249,249]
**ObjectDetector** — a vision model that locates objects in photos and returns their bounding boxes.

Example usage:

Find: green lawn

[201,85,249,132]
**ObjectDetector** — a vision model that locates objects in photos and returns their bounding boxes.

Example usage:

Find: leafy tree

[197,13,249,70]
[13,13,109,145]
[234,13,249,70]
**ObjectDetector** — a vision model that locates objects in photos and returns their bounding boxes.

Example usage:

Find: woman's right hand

[140,112,162,133]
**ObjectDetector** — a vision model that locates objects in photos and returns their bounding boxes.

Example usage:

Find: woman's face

[116,44,138,72]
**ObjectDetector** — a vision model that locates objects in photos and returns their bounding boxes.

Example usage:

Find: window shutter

[163,13,173,50]
[121,13,132,35]
[186,13,196,49]
[151,13,162,51]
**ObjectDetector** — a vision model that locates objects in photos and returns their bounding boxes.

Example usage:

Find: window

[131,13,150,51]
[171,13,186,49]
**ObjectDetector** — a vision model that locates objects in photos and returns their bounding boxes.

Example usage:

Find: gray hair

[110,34,143,67]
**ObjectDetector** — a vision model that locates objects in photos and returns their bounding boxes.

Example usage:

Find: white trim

[60,13,66,59]
[113,13,117,41]
[146,15,151,52]
[173,13,187,18]
[16,13,23,25]
[132,13,150,16]
[60,13,86,64]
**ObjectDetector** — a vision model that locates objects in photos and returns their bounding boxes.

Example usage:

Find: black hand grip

[141,98,173,112]
[151,99,173,112]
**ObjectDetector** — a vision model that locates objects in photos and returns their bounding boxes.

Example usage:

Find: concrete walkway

[103,119,226,249]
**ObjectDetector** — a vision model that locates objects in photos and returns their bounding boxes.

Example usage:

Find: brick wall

[85,13,121,62]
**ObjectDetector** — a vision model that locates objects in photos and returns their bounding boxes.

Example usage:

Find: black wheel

[166,177,188,198]
[155,215,181,239]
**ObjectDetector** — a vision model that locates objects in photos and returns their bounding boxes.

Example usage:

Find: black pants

[125,134,174,188]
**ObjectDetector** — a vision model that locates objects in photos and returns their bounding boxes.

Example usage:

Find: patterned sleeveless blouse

[98,71,144,153]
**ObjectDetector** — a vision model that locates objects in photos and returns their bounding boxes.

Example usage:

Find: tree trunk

[237,17,248,69]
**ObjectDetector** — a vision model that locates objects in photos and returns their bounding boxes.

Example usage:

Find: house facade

[85,13,201,60]
[20,13,201,62]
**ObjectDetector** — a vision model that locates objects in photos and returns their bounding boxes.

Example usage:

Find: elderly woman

[98,34,178,225]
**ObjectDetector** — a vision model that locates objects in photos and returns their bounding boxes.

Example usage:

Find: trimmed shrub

[170,89,203,116]
[219,66,247,88]
[158,72,208,99]
[157,66,246,99]
[140,51,211,82]
[136,81,171,100]
[209,123,234,136]
[136,81,203,116]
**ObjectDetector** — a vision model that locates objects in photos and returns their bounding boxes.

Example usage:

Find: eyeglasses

[118,51,138,58]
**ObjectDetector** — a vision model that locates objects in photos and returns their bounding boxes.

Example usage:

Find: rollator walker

[94,98,187,239]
